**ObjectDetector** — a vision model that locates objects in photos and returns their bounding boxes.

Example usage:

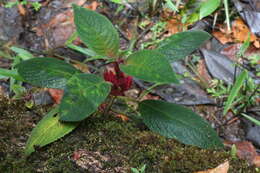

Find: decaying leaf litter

[0,0,260,172]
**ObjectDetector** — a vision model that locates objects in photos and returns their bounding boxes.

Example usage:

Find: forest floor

[0,0,259,172]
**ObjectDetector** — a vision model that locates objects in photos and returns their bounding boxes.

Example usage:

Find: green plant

[221,36,260,121]
[181,0,221,24]
[0,46,34,98]
[16,5,223,156]
[207,79,231,98]
[140,21,167,49]
[131,164,146,173]
[241,113,260,126]
[4,0,41,11]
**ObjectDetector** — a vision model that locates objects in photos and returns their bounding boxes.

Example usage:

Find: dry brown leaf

[197,59,212,85]
[212,30,233,44]
[213,18,260,48]
[48,88,64,104]
[84,1,100,11]
[17,4,26,16]
[253,155,260,168]
[195,161,229,173]
[253,40,260,48]
[166,17,187,35]
[220,44,241,61]
[232,18,257,42]
[115,114,129,122]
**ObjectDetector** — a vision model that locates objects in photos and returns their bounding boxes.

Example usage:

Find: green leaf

[25,107,78,156]
[139,100,223,149]
[16,58,80,89]
[0,68,23,81]
[158,30,211,62]
[165,0,179,12]
[73,4,120,57]
[110,0,122,4]
[10,46,34,60]
[120,50,179,84]
[223,70,248,115]
[241,113,260,126]
[67,43,97,57]
[59,73,111,122]
[200,0,221,19]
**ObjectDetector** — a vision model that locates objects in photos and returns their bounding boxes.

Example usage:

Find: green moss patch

[0,97,256,172]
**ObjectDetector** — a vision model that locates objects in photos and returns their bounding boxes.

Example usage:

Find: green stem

[138,83,161,101]
[224,0,231,32]
[117,95,139,103]
[103,96,116,116]
[186,61,209,89]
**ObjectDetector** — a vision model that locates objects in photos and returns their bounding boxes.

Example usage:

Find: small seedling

[4,0,41,11]
[0,46,34,98]
[131,164,146,173]
[230,144,237,159]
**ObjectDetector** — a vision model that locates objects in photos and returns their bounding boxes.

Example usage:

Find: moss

[0,97,257,172]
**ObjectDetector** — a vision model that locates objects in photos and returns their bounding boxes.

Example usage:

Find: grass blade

[223,70,248,115]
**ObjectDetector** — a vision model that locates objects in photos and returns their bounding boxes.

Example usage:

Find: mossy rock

[0,97,256,172]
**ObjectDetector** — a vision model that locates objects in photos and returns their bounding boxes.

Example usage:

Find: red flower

[103,62,132,96]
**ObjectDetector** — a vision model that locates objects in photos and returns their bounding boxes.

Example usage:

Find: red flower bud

[103,62,132,96]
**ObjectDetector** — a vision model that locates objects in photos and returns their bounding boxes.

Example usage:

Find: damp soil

[0,96,257,173]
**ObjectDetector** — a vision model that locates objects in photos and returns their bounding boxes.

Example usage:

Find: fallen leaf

[115,114,129,122]
[84,1,100,11]
[201,49,242,85]
[233,0,260,36]
[166,17,187,35]
[48,88,64,104]
[220,44,241,61]
[232,18,257,42]
[212,30,233,44]
[253,40,260,48]
[253,155,260,168]
[197,59,212,85]
[212,18,260,47]
[17,4,26,16]
[195,161,229,173]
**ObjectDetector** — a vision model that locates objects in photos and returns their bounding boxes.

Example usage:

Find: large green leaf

[157,30,211,62]
[120,50,179,84]
[73,4,120,57]
[200,0,221,19]
[16,58,80,89]
[223,70,248,115]
[59,73,111,122]
[139,100,223,149]
[25,107,78,156]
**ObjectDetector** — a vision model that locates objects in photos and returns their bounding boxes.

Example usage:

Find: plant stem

[186,61,209,89]
[117,95,139,103]
[224,0,231,32]
[103,96,116,116]
[138,83,161,101]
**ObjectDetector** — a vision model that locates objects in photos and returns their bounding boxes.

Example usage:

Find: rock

[0,7,23,43]
[243,115,260,148]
